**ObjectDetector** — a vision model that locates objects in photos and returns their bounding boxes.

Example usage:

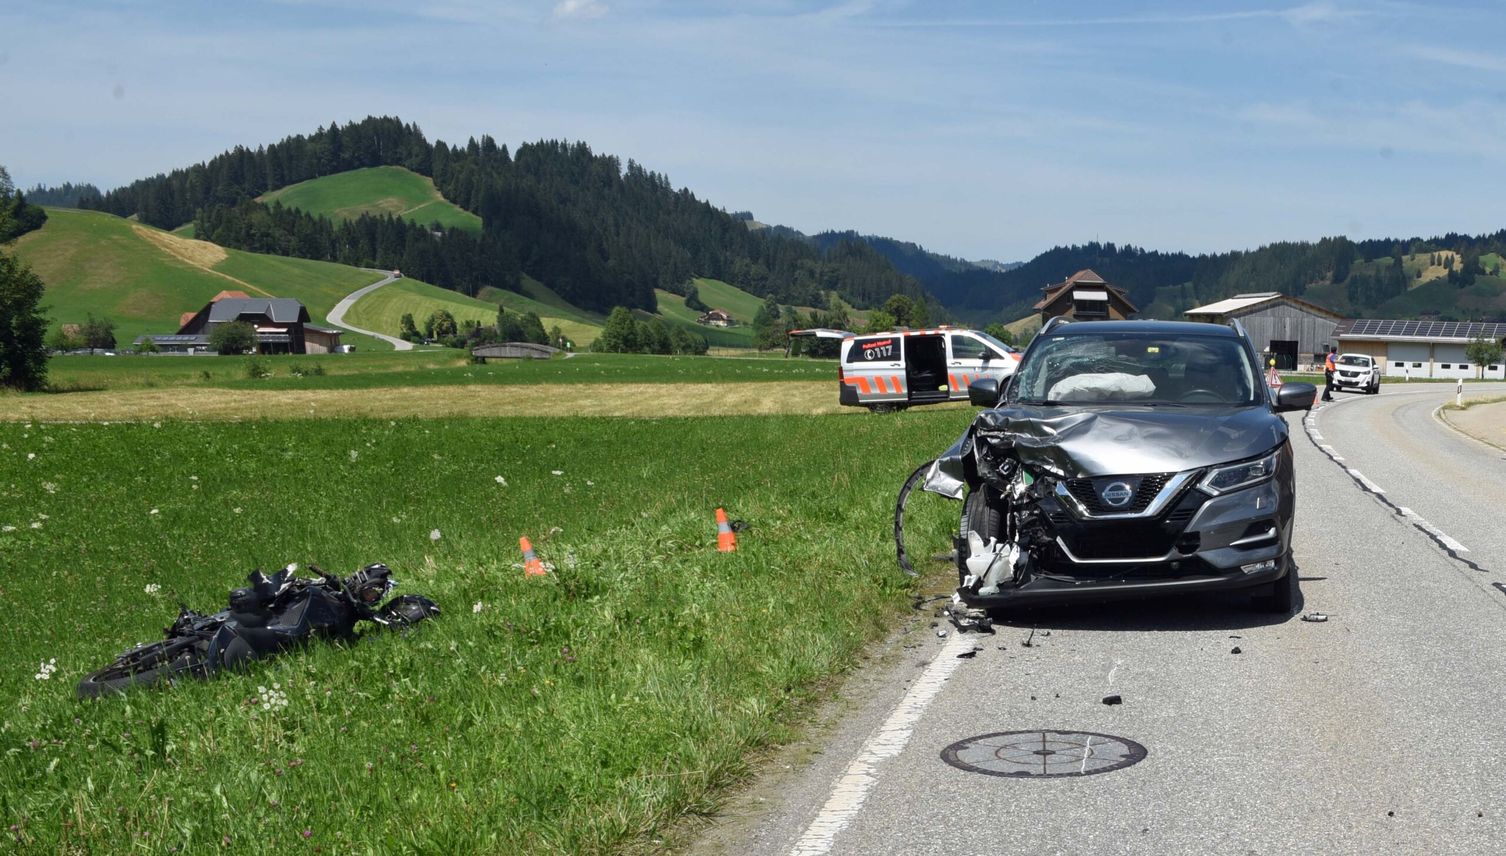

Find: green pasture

[38,351,838,393]
[11,209,390,351]
[343,279,502,338]
[476,277,604,348]
[259,166,481,233]
[0,410,968,853]
[652,291,755,348]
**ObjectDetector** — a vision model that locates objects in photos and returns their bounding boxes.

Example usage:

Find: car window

[950,334,993,361]
[1010,332,1259,405]
[845,335,899,364]
[1337,355,1370,367]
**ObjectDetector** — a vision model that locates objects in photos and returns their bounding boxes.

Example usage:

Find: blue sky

[3,1,1503,261]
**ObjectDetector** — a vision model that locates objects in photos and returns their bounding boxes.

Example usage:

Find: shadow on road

[987,561,1306,633]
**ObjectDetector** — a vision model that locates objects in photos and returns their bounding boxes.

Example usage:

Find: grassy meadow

[11,209,391,351]
[259,166,482,233]
[0,379,971,853]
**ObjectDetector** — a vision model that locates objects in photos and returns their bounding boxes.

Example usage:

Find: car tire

[1252,552,1297,614]
[958,487,1004,586]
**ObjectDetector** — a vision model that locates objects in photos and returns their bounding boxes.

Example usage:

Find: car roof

[1048,320,1238,337]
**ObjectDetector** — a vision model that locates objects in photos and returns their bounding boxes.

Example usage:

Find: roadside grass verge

[40,351,468,392]
[1442,394,1506,411]
[0,410,971,853]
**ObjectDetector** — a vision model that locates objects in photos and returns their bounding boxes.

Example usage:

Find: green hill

[12,208,391,349]
[259,166,481,233]
[345,279,601,348]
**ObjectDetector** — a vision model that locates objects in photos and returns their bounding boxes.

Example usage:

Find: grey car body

[929,319,1316,611]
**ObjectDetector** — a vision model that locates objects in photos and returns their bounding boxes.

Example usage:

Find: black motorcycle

[77,563,439,698]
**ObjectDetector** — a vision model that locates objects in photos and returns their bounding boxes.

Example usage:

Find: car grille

[1064,521,1177,560]
[1064,473,1173,515]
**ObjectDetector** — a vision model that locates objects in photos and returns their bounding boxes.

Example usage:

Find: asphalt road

[698,382,1506,856]
[327,272,411,350]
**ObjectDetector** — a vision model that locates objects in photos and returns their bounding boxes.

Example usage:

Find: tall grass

[0,410,971,852]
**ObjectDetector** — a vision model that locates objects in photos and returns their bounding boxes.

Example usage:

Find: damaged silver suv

[927,318,1316,612]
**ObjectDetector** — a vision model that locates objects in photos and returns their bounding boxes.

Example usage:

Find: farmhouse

[1035,269,1137,324]
[136,292,343,354]
[1184,292,1345,371]
[697,309,734,327]
[1337,319,1506,380]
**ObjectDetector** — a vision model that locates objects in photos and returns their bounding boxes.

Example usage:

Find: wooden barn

[1184,292,1344,370]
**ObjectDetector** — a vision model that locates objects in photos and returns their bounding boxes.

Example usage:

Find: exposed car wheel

[1368,382,1379,395]
[958,487,1004,586]
[1252,552,1297,614]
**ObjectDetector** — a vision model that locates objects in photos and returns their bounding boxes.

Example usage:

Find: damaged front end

[925,406,1292,609]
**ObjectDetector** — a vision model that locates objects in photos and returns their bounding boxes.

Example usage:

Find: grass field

[0,402,969,853]
[11,209,391,351]
[259,166,481,233]
[343,279,504,339]
[477,277,604,348]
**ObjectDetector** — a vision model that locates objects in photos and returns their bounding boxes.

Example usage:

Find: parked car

[927,318,1317,612]
[789,326,1022,412]
[1333,353,1380,395]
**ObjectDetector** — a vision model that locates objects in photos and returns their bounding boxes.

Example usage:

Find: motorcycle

[77,562,439,699]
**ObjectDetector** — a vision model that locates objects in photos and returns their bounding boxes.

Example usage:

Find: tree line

[82,117,934,316]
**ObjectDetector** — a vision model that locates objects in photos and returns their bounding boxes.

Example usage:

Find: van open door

[787,328,855,358]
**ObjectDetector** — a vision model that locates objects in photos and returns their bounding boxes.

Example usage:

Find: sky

[3,0,1504,262]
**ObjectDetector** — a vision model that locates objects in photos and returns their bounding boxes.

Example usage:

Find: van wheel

[868,404,893,414]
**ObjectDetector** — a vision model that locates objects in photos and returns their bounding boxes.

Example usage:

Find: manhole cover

[940,730,1146,778]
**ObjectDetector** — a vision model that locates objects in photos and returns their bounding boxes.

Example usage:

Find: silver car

[929,318,1317,612]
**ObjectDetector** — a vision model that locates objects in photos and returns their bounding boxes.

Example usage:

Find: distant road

[327,271,411,351]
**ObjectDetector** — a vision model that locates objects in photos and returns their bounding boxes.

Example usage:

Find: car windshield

[1338,355,1370,366]
[1009,331,1260,406]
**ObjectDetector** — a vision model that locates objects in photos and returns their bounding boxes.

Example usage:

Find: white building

[1337,319,1506,380]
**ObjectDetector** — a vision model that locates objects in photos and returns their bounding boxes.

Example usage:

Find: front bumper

[957,478,1290,608]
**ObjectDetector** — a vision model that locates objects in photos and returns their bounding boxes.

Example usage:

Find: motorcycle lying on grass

[77,563,439,699]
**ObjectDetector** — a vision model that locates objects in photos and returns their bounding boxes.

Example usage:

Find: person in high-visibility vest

[1322,346,1338,401]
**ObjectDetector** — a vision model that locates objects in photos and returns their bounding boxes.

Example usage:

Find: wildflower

[551,469,563,476]
[494,475,507,485]
[233,507,242,514]
[257,683,289,710]
[36,514,47,520]
[472,601,484,614]
[144,583,161,595]
[152,422,161,428]
[28,522,41,530]
[26,453,35,461]
[429,529,442,541]
[301,829,312,839]
[42,482,56,494]
[189,475,198,481]
[149,509,159,515]
[35,658,57,681]
[1,526,14,533]
[348,450,359,462]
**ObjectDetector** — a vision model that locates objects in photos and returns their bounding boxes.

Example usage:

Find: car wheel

[958,487,1004,586]
[1252,552,1297,614]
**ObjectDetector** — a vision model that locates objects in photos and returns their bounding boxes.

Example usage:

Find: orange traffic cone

[520,536,547,576]
[715,508,737,552]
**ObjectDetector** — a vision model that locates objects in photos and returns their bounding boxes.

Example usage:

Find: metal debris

[1300,612,1330,623]
[1230,646,1242,655]
[1102,694,1123,706]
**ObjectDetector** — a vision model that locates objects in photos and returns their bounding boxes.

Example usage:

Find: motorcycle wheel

[76,636,211,699]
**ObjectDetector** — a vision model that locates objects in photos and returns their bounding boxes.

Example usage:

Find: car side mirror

[1273,381,1317,412]
[969,378,1001,407]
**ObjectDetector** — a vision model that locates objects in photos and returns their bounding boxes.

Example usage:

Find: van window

[847,336,899,363]
[950,334,991,361]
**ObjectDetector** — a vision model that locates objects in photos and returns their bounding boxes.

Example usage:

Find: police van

[790,326,1022,412]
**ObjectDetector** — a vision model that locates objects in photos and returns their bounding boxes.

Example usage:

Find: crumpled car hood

[928,404,1288,498]
[974,404,1287,476]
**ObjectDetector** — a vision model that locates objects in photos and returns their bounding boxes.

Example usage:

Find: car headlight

[1199,450,1279,495]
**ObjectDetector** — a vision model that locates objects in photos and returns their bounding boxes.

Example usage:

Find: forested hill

[829,233,1506,324]
[82,116,931,315]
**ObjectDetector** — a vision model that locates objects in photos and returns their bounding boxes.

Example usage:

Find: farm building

[136,294,342,354]
[697,309,734,327]
[1336,319,1506,380]
[1035,269,1137,324]
[1184,292,1344,371]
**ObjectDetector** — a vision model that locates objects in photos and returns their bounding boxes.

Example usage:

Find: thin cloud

[554,0,608,20]
[874,2,1380,29]
[1406,44,1506,74]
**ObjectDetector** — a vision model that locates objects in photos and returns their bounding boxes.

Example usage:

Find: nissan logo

[1101,482,1134,507]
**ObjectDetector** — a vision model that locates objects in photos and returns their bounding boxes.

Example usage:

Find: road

[327,271,411,351]
[696,383,1506,856]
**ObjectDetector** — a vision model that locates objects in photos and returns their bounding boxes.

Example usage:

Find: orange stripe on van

[948,373,960,390]
[844,376,870,394]
[873,376,888,394]
[891,375,903,393]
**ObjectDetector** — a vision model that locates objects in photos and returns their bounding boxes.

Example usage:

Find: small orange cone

[520,536,547,576]
[715,508,737,552]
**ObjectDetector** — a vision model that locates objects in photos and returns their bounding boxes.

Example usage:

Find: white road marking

[1310,432,1324,441]
[1398,507,1470,553]
[789,630,974,856]
[1080,735,1094,775]
[1345,468,1386,494]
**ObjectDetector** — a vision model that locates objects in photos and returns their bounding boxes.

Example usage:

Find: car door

[842,334,907,406]
[946,332,1018,401]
